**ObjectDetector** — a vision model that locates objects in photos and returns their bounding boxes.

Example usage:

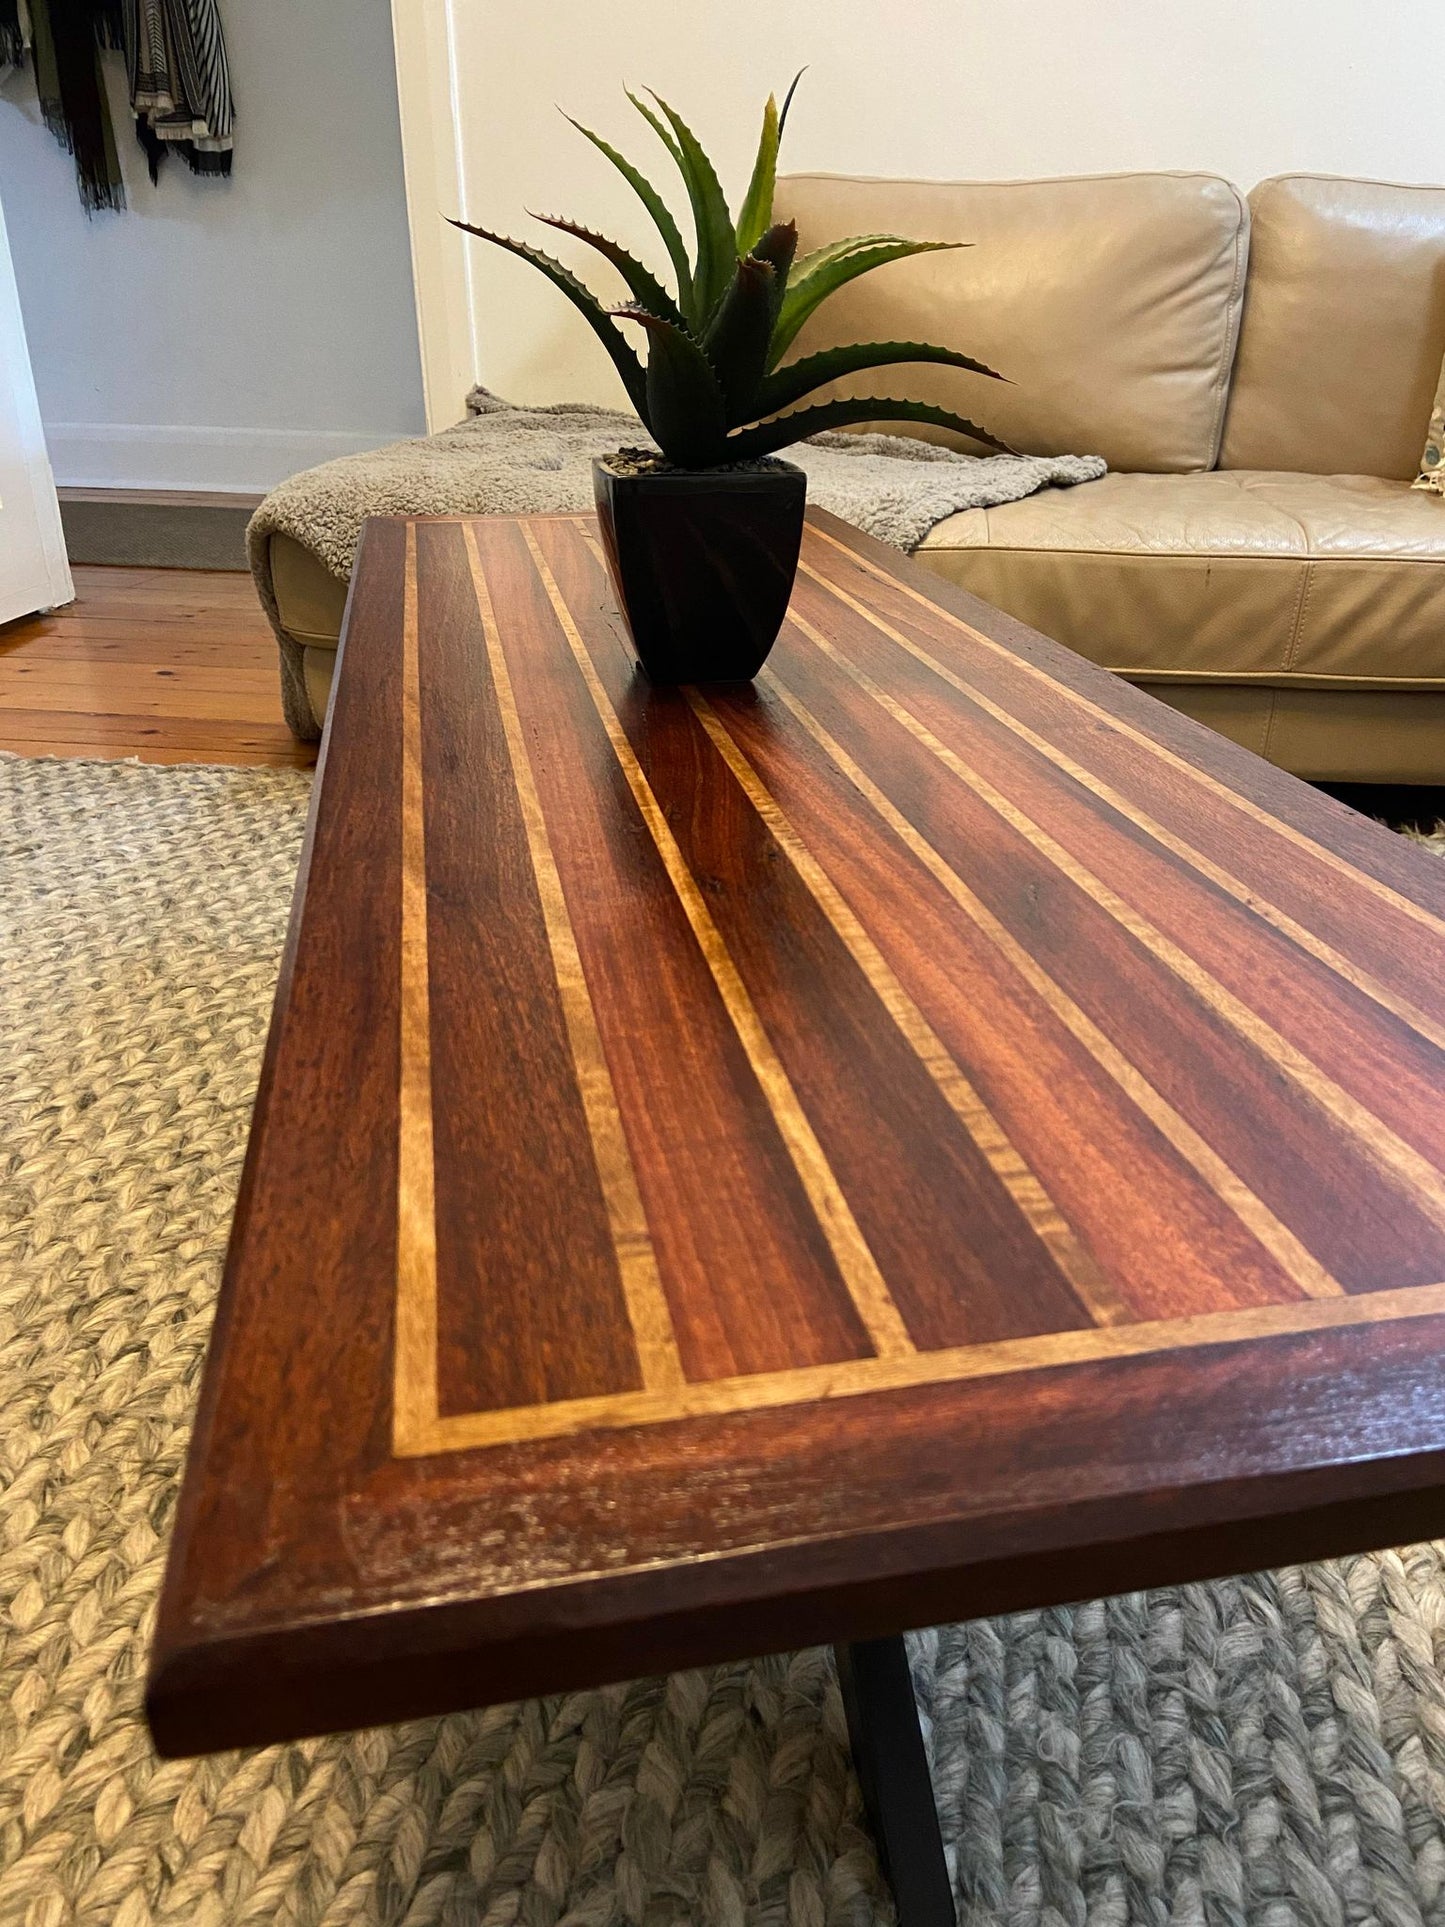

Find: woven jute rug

[2,753,1444,1927]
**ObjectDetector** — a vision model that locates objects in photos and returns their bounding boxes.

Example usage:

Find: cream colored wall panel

[397,0,1445,422]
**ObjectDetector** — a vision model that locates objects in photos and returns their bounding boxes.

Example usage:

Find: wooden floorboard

[0,564,316,768]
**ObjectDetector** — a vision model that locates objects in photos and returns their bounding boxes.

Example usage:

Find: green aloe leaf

[561,114,694,315]
[756,338,1006,417]
[702,256,778,426]
[626,88,684,165]
[724,395,1013,461]
[449,220,648,416]
[530,212,685,327]
[637,91,736,325]
[770,231,904,288]
[769,236,965,366]
[614,307,729,466]
[735,92,780,256]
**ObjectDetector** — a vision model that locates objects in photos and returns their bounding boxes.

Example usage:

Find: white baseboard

[43,421,414,494]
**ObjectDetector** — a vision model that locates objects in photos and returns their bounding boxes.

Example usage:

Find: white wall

[421,0,1445,417]
[0,0,426,491]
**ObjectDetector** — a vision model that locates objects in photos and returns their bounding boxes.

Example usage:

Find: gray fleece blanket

[249,388,1104,736]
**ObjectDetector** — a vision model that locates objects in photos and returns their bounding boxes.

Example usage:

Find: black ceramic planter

[592,455,807,682]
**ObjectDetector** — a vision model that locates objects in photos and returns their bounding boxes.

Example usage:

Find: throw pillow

[1414,355,1445,494]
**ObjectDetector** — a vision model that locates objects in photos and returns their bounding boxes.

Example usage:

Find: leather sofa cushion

[1220,175,1445,481]
[917,471,1445,686]
[1133,682,1445,784]
[774,171,1249,474]
[271,533,348,646]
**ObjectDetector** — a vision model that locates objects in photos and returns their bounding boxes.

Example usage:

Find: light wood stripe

[395,1279,1445,1454]
[806,524,1445,945]
[800,559,1445,1060]
[787,613,1445,1233]
[392,525,440,1453]
[761,664,1346,1302]
[685,687,1128,1327]
[462,525,684,1393]
[520,522,914,1361]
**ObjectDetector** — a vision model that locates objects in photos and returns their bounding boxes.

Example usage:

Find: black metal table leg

[835,1636,956,1926]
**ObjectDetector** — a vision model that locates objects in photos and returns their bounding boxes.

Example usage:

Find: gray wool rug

[2,752,1445,1927]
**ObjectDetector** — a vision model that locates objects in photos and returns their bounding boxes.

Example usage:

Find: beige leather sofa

[268,169,1445,782]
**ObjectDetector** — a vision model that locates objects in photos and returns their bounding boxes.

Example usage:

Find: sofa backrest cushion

[773,171,1250,473]
[1220,175,1445,480]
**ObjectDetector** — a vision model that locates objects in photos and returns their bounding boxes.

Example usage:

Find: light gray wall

[0,0,426,491]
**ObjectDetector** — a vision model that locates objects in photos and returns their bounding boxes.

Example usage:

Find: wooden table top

[148,509,1445,1756]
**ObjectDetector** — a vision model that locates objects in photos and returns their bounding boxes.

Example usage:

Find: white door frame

[390,0,479,432]
[0,191,72,622]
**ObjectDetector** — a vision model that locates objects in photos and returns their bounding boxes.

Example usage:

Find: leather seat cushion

[1134,682,1445,784]
[917,471,1445,686]
[270,533,348,647]
[302,645,337,731]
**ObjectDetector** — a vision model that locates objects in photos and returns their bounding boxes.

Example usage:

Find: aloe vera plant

[451,78,1006,469]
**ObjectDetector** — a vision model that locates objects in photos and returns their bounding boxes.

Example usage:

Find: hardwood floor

[0,564,317,768]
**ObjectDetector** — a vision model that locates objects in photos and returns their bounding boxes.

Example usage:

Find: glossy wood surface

[0,565,315,767]
[148,511,1445,1756]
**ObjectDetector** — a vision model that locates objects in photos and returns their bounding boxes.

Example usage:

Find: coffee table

[148,510,1445,1924]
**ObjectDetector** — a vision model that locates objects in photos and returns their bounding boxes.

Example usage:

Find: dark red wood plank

[416,522,644,1415]
[152,518,408,1623]
[476,517,874,1380]
[707,678,1318,1320]
[534,518,1097,1351]
[796,544,1445,1164]
[770,598,1445,1297]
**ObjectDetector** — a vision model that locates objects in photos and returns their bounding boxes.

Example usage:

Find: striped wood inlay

[392,526,439,1448]
[388,517,1445,1457]
[779,606,1445,1237]
[807,523,1445,944]
[753,669,1345,1306]
[460,526,683,1395]
[518,522,915,1364]
[682,685,1128,1328]
[797,557,1445,1059]
[415,1281,1445,1452]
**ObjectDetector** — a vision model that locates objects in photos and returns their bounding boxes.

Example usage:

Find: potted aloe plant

[453,79,1006,682]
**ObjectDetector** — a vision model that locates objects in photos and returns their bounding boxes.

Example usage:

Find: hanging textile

[4,0,233,210]
[125,0,234,183]
[0,0,23,70]
[17,1,128,213]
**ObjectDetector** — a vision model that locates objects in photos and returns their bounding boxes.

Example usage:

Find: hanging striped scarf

[1,0,233,210]
[125,0,233,182]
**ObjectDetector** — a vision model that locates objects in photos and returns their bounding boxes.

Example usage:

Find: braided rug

[1,753,1443,1927]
